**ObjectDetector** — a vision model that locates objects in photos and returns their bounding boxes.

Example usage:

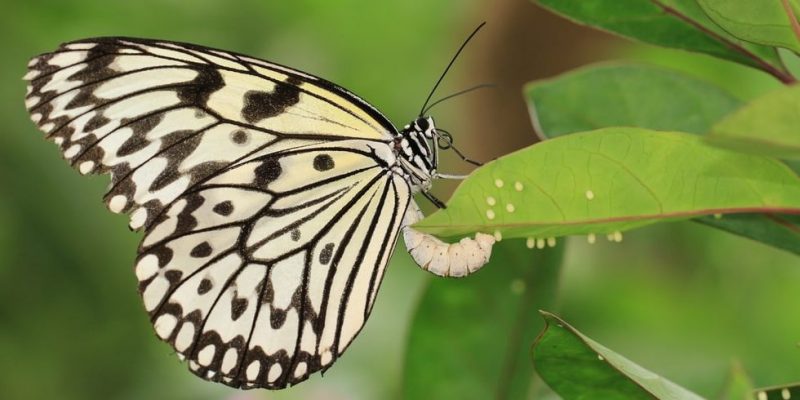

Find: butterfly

[23,25,493,390]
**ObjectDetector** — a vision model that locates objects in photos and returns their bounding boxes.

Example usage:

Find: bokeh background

[1,1,798,399]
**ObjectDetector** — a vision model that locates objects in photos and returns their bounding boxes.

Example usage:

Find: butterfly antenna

[436,128,482,166]
[418,22,486,117]
[422,83,496,115]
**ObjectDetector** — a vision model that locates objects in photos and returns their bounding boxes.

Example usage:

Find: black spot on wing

[212,200,233,216]
[313,154,334,171]
[319,243,334,265]
[190,241,213,258]
[254,158,281,187]
[230,129,249,145]
[178,65,224,106]
[198,278,213,295]
[116,113,164,156]
[84,113,111,132]
[270,308,287,329]
[241,78,301,123]
[231,297,248,321]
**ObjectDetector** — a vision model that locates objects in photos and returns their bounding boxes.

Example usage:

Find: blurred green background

[1,1,798,399]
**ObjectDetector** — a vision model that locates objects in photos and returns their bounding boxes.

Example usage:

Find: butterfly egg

[757,392,768,400]
[486,209,496,220]
[597,355,605,361]
[546,237,556,247]
[713,213,723,219]
[613,231,623,242]
[494,178,504,188]
[486,196,496,206]
[587,233,597,244]
[781,388,791,400]
[514,181,523,191]
[510,279,526,294]
[585,189,595,200]
[526,237,535,249]
[505,203,515,213]
[493,230,503,241]
[536,238,546,249]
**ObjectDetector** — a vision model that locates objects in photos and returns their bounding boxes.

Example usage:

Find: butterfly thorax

[395,116,438,192]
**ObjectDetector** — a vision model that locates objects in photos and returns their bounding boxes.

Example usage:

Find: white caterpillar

[402,202,495,277]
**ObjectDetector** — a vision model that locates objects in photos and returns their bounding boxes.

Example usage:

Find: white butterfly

[23,31,493,389]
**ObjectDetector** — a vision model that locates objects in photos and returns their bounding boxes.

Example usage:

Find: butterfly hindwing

[139,144,410,388]
[24,37,412,389]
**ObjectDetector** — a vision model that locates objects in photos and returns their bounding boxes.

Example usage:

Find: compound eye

[415,117,429,131]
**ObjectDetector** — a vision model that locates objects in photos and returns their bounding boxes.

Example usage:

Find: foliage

[409,0,800,399]
[4,1,800,399]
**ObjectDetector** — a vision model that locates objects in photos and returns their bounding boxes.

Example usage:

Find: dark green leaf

[525,63,742,137]
[531,0,791,82]
[696,213,800,255]
[403,241,564,400]
[532,311,704,400]
[697,0,800,53]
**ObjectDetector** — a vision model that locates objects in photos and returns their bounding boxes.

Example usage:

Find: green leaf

[414,128,800,240]
[525,63,742,137]
[708,85,800,160]
[525,64,800,255]
[403,241,564,400]
[531,0,791,82]
[697,0,800,53]
[696,213,800,255]
[718,361,755,400]
[532,311,705,400]
[753,383,800,400]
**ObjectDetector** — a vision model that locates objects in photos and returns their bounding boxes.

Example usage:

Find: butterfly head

[412,116,436,139]
[394,116,441,189]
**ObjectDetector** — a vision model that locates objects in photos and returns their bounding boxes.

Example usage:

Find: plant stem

[781,0,800,49]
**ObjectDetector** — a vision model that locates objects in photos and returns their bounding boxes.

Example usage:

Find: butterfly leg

[421,191,447,209]
[434,172,469,180]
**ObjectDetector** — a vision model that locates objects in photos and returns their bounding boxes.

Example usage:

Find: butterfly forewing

[24,37,411,389]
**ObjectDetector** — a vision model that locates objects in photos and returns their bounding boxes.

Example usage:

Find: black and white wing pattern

[24,37,411,389]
